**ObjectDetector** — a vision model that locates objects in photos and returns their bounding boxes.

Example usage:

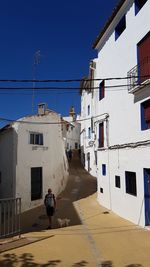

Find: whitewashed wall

[81,0,150,226]
[63,116,81,150]
[0,112,69,212]
[80,89,97,177]
[95,0,150,226]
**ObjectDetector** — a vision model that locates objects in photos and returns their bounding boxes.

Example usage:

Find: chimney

[69,106,76,120]
[38,103,47,115]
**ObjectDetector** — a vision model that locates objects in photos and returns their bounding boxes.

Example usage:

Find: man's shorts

[46,206,55,216]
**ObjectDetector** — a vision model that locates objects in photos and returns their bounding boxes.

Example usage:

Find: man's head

[48,188,52,194]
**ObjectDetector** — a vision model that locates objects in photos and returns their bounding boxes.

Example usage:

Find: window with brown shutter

[138,32,150,83]
[144,106,150,122]
[99,122,104,147]
[99,80,105,101]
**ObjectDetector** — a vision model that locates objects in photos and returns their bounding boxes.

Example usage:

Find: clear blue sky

[0,0,119,125]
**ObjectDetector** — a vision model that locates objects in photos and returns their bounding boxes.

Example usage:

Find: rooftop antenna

[32,50,41,113]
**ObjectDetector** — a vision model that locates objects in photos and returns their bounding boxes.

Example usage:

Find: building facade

[81,0,150,227]
[0,104,69,211]
[63,107,81,151]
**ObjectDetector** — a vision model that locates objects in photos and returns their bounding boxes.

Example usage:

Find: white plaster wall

[94,0,150,146]
[63,116,81,150]
[13,112,69,211]
[80,89,98,177]
[97,146,150,226]
[87,0,150,226]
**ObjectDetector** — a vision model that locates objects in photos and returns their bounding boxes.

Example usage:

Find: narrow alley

[0,152,150,267]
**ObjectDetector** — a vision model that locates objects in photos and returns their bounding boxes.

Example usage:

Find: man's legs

[48,215,52,229]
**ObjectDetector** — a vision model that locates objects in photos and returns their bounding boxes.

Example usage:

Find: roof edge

[92,0,126,49]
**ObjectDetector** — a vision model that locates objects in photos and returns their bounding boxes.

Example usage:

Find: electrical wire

[0,84,129,90]
[0,113,108,125]
[0,82,149,93]
[0,75,149,83]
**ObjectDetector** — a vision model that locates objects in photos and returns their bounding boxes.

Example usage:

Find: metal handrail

[127,57,150,91]
[0,198,21,238]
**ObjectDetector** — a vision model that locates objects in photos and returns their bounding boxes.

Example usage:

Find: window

[137,32,150,84]
[135,0,148,14]
[31,167,42,201]
[125,171,137,196]
[100,188,103,193]
[141,99,150,130]
[115,176,121,188]
[115,15,126,40]
[94,151,97,165]
[98,122,104,148]
[99,80,105,100]
[91,117,94,132]
[88,127,91,139]
[102,164,106,176]
[88,105,90,115]
[30,133,43,145]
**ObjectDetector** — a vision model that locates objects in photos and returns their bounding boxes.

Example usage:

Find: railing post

[0,197,21,238]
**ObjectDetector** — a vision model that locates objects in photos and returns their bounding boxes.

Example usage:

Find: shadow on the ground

[0,253,144,267]
[0,235,54,254]
[21,199,81,234]
[101,261,143,267]
[0,253,62,266]
[20,152,96,235]
[0,253,89,267]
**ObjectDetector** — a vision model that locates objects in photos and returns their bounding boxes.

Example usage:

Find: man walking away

[44,188,56,229]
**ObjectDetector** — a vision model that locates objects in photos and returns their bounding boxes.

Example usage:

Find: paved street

[0,151,150,267]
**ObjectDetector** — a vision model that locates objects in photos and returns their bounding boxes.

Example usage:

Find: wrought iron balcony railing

[127,57,150,93]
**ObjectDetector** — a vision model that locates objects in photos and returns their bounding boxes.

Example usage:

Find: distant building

[80,65,97,176]
[63,107,81,151]
[81,0,150,227]
[0,103,69,211]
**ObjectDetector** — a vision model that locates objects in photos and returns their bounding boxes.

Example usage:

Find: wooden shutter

[99,122,104,147]
[138,33,150,83]
[99,80,105,100]
[145,106,150,122]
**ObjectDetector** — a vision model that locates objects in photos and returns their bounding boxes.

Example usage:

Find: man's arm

[53,194,56,209]
[44,194,47,206]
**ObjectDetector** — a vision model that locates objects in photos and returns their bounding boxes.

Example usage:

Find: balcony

[127,57,150,93]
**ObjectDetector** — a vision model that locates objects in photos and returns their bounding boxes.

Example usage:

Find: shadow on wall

[134,86,150,104]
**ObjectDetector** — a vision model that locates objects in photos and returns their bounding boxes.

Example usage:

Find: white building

[81,0,150,227]
[0,104,69,211]
[63,107,81,151]
[80,66,98,176]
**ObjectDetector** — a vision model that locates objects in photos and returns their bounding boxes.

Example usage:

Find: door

[31,167,42,201]
[87,153,90,172]
[144,168,150,225]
